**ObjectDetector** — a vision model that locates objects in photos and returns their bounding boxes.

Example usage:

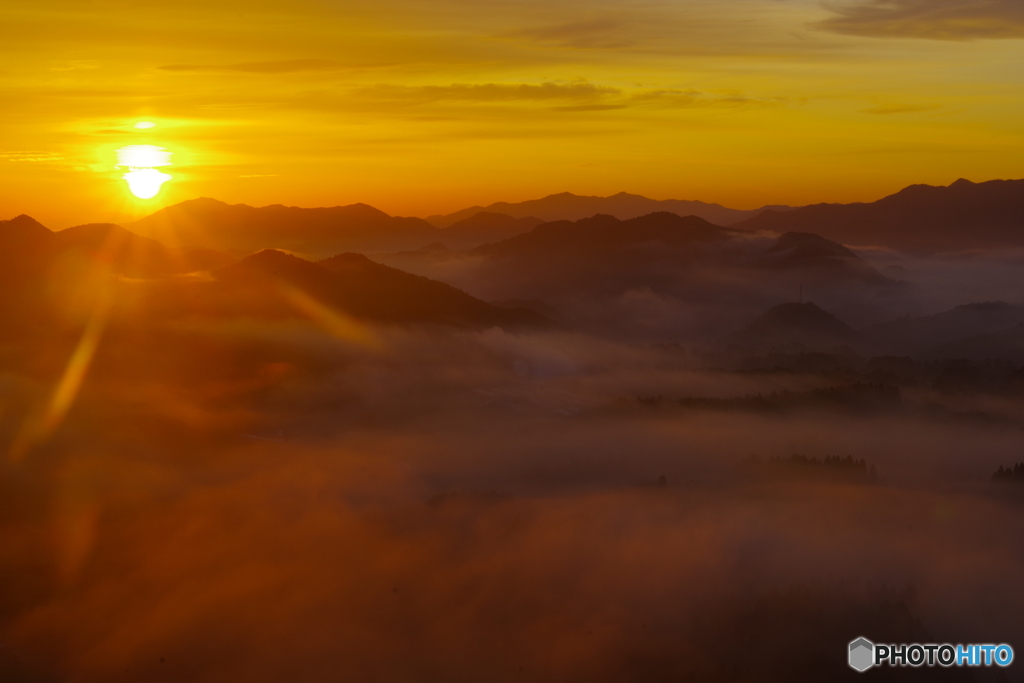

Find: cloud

[860,103,942,114]
[159,59,346,74]
[355,82,621,104]
[816,0,1024,40]
[549,104,628,112]
[630,89,789,110]
[0,151,65,162]
[506,18,639,49]
[349,83,785,115]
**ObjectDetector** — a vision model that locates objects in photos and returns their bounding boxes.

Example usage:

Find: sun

[116,144,172,199]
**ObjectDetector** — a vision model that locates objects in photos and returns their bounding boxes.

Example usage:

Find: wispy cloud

[349,83,787,114]
[630,89,789,110]
[355,82,620,104]
[506,18,638,49]
[816,0,1024,40]
[0,151,65,162]
[159,59,346,74]
[860,103,941,114]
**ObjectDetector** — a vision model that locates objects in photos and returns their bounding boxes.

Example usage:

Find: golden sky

[3,0,1024,227]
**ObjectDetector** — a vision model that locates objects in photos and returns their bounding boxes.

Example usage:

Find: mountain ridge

[214,248,550,330]
[735,178,1024,252]
[427,191,794,228]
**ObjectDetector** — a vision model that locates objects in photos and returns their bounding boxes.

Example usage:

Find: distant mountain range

[427,191,794,228]
[0,214,551,333]
[460,213,893,292]
[729,299,1024,361]
[735,178,1024,252]
[0,214,226,280]
[213,249,549,329]
[109,177,1024,259]
[377,212,897,340]
[862,301,1024,356]
[128,199,543,258]
[129,198,441,258]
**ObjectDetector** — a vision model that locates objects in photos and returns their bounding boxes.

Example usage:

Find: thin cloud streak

[816,0,1024,40]
[159,59,350,74]
[860,103,942,114]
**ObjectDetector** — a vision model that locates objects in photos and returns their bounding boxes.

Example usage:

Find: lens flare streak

[9,287,113,463]
[278,284,381,350]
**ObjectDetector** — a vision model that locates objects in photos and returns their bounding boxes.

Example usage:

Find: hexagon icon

[849,637,875,672]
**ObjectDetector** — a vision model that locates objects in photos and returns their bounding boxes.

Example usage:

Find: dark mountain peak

[0,215,56,272]
[238,248,305,267]
[5,214,50,230]
[862,300,1024,357]
[735,177,1024,251]
[771,232,857,258]
[632,211,718,226]
[330,202,390,218]
[447,211,540,229]
[428,191,784,228]
[54,223,138,249]
[737,302,856,349]
[578,213,621,226]
[475,210,736,259]
[754,302,853,331]
[213,247,549,330]
[63,221,123,231]
[318,252,375,270]
[954,300,1013,313]
[129,198,440,256]
[752,232,892,286]
[181,197,235,208]
[453,210,507,222]
[219,249,313,280]
[2,214,52,238]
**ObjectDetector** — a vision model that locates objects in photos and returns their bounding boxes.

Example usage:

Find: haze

[4,2,1024,681]
[4,0,1024,227]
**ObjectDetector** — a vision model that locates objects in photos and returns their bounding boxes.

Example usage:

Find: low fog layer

[3,318,1024,682]
[3,200,1024,681]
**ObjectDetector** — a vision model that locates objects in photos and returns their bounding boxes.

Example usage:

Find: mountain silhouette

[375,211,894,342]
[863,301,1024,356]
[53,223,230,276]
[921,322,1024,364]
[734,178,1024,252]
[427,191,793,228]
[0,215,227,281]
[438,212,543,249]
[0,214,51,253]
[215,249,550,329]
[475,212,739,259]
[0,215,55,284]
[753,232,893,285]
[129,198,445,258]
[469,213,890,289]
[734,302,857,349]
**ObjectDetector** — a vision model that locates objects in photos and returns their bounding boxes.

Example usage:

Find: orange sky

[3,0,1024,227]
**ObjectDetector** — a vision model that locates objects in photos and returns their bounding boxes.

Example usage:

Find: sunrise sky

[3,0,1024,227]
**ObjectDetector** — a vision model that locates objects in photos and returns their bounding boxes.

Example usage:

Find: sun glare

[116,144,172,199]
[134,121,156,129]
